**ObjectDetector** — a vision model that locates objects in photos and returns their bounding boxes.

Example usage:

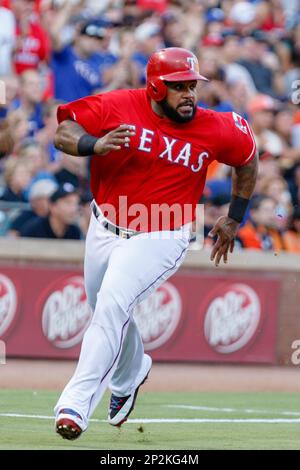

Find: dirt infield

[1,359,300,392]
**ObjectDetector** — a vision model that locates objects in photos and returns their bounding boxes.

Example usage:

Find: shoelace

[110,395,127,411]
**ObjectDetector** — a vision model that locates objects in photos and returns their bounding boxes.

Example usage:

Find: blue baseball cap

[206,8,225,23]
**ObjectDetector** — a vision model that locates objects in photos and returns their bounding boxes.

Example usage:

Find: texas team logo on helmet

[187,56,198,72]
[146,47,208,101]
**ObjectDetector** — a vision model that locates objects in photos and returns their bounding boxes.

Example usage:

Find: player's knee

[96,286,130,319]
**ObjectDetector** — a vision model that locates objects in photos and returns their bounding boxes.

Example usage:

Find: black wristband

[77,134,98,156]
[228,195,250,223]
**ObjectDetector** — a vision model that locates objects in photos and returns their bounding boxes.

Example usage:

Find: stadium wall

[0,239,299,365]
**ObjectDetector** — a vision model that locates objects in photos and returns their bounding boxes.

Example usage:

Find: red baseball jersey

[57,89,256,231]
[14,21,50,75]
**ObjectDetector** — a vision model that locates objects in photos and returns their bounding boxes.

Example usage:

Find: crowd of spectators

[0,0,299,251]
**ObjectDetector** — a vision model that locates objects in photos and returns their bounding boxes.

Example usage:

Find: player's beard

[159,99,197,123]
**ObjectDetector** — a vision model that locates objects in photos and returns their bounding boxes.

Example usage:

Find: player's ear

[149,82,158,94]
[147,78,167,101]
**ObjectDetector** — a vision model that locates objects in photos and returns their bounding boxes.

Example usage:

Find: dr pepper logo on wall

[41,276,92,349]
[203,283,261,354]
[133,282,182,351]
[0,274,18,338]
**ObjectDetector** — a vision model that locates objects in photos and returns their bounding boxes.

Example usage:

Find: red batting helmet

[146,47,208,102]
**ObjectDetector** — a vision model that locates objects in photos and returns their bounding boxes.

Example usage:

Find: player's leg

[107,318,151,427]
[54,212,120,436]
[55,224,190,436]
[84,227,190,423]
[108,318,144,397]
[54,239,135,433]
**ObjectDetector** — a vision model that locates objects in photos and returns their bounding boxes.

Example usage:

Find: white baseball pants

[54,204,191,430]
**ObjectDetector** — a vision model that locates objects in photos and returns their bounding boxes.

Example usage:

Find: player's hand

[208,216,240,267]
[94,124,135,156]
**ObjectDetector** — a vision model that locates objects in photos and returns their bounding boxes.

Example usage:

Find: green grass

[0,390,300,450]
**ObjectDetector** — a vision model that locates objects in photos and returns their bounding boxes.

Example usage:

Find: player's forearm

[231,151,258,199]
[228,152,258,223]
[54,120,91,156]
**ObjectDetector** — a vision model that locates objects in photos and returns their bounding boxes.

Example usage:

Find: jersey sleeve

[57,95,105,137]
[215,112,257,167]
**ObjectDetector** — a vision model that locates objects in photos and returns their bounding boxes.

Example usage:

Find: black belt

[92,202,139,239]
[92,201,184,238]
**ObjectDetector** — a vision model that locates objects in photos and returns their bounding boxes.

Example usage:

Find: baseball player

[53,47,258,440]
